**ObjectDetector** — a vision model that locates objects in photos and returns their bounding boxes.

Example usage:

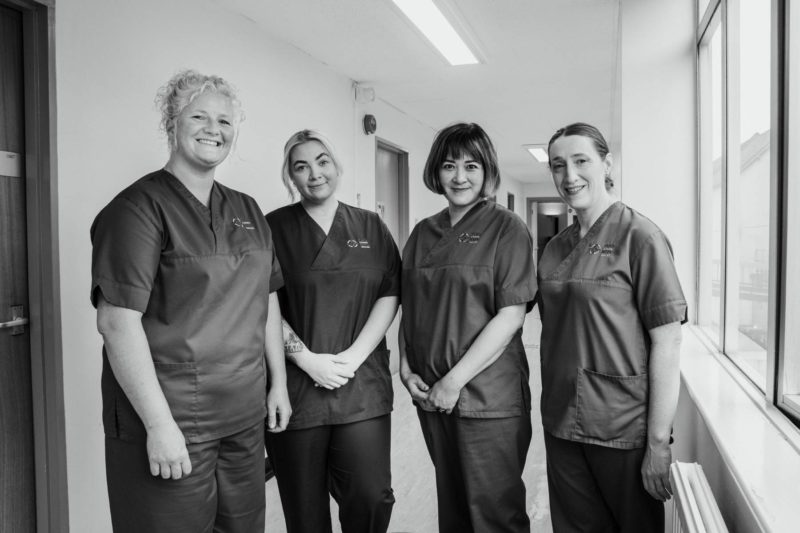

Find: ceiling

[214,0,620,184]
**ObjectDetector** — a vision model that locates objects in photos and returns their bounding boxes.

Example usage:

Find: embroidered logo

[232,217,255,230]
[457,232,481,244]
[588,243,616,256]
[346,239,370,249]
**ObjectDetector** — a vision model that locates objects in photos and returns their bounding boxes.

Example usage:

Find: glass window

[724,0,771,390]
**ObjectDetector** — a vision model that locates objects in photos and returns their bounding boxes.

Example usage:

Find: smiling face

[548,134,613,215]
[289,140,340,204]
[438,152,485,214]
[172,92,235,171]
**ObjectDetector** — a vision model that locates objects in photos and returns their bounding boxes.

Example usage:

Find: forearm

[265,293,287,388]
[97,301,174,431]
[443,304,526,390]
[341,296,399,367]
[646,322,683,445]
[281,317,312,367]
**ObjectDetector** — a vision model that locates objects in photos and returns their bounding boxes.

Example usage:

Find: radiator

[670,461,729,533]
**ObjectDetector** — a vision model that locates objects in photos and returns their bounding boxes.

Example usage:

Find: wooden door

[0,5,36,532]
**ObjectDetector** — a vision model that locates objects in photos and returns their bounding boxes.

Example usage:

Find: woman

[400,122,537,533]
[90,70,290,533]
[264,129,400,533]
[537,122,686,532]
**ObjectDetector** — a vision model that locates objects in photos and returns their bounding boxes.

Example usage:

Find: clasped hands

[401,372,460,415]
[296,350,360,390]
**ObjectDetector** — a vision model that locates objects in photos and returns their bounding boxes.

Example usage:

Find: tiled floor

[265,315,552,532]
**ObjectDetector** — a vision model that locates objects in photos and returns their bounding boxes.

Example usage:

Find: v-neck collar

[297,201,342,239]
[436,199,489,230]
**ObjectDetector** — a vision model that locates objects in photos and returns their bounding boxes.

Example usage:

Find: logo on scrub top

[588,243,616,256]
[457,232,481,244]
[232,217,255,230]
[346,239,370,249]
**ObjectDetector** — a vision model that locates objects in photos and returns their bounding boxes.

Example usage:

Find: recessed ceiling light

[525,146,549,163]
[391,0,479,66]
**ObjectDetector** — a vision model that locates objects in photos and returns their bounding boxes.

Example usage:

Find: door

[375,141,408,373]
[0,4,36,532]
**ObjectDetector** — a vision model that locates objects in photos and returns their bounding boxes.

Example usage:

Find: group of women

[91,69,686,533]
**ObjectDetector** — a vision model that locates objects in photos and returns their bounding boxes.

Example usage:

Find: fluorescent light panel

[526,146,549,163]
[392,0,478,66]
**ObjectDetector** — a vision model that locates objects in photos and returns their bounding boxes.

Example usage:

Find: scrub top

[91,169,283,443]
[537,201,687,449]
[266,202,401,430]
[401,200,537,418]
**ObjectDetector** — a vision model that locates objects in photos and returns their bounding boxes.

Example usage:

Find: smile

[197,139,222,146]
[564,185,585,194]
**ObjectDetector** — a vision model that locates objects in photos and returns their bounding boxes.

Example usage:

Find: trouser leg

[213,421,266,533]
[106,435,218,533]
[417,409,473,533]
[544,432,616,533]
[584,443,664,533]
[265,425,333,533]
[457,415,532,533]
[328,415,395,533]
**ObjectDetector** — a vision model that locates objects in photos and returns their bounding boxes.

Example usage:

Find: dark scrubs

[90,169,282,533]
[401,200,537,533]
[537,201,688,532]
[264,202,400,533]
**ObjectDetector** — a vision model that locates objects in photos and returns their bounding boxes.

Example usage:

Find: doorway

[526,197,574,262]
[0,1,67,531]
[374,139,408,373]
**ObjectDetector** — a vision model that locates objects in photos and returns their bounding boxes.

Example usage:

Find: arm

[96,298,191,480]
[641,321,683,501]
[281,318,354,390]
[265,293,291,432]
[398,311,434,410]
[427,303,527,414]
[338,296,399,370]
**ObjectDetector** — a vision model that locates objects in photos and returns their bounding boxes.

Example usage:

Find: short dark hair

[547,122,613,189]
[423,123,500,196]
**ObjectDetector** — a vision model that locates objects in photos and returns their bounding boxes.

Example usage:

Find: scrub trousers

[105,420,266,533]
[416,409,532,533]
[264,414,394,533]
[544,432,664,533]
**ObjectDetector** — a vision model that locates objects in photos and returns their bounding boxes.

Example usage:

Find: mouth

[564,184,586,195]
[196,138,222,147]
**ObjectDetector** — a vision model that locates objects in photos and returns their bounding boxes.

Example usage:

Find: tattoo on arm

[281,319,306,362]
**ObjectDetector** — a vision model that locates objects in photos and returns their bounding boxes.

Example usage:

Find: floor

[264,314,552,532]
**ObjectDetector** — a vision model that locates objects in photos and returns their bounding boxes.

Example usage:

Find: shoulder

[338,202,383,226]
[613,203,673,258]
[265,203,300,226]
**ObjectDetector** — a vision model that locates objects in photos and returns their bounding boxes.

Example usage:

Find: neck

[575,196,615,237]
[301,195,338,216]
[164,156,215,206]
[448,199,481,226]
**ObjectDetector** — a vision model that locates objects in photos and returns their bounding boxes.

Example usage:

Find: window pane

[698,0,712,22]
[726,0,770,389]
[698,25,723,345]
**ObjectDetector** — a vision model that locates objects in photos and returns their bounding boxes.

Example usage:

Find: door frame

[3,0,68,531]
[374,137,409,248]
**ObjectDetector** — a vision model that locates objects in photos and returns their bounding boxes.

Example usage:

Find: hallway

[264,316,552,532]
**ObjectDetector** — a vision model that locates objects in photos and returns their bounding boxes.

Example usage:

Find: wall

[619,0,697,318]
[55,0,369,530]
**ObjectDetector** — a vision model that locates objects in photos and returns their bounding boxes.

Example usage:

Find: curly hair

[155,69,243,152]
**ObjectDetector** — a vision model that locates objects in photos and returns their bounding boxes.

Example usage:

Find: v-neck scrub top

[401,200,537,418]
[538,201,687,449]
[266,202,401,430]
[91,169,283,443]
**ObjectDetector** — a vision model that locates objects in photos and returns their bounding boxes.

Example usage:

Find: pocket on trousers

[575,367,647,444]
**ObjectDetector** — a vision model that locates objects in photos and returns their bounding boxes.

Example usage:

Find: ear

[603,153,614,174]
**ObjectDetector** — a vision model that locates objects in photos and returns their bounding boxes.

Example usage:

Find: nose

[203,120,220,135]
[564,162,578,181]
[453,166,467,183]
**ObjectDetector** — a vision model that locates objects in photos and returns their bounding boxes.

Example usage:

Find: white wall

[54,0,381,530]
[619,0,697,318]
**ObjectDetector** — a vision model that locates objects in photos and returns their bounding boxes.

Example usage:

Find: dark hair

[422,123,500,196]
[548,122,613,190]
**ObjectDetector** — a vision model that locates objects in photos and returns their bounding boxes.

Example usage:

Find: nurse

[91,70,290,533]
[264,129,400,533]
[400,122,537,533]
[538,122,687,532]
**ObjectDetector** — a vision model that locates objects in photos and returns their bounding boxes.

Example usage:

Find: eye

[319,159,330,167]
[219,119,232,126]
[576,157,589,166]
[551,162,565,171]
[292,163,308,173]
[441,162,455,171]
[466,163,481,171]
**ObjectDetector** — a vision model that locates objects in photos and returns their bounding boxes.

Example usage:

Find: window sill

[679,326,800,532]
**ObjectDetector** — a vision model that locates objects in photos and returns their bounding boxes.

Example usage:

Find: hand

[641,440,673,501]
[297,352,355,389]
[401,372,435,411]
[266,383,292,433]
[146,420,191,480]
[427,375,461,414]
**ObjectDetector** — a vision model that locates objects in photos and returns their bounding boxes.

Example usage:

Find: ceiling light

[526,146,549,163]
[391,0,479,66]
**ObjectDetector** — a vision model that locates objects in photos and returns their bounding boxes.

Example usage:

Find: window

[698,0,799,422]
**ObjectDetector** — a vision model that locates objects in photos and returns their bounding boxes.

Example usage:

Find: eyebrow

[293,152,330,165]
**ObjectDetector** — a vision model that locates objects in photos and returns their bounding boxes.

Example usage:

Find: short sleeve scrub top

[265,202,401,429]
[90,169,283,443]
[537,201,687,449]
